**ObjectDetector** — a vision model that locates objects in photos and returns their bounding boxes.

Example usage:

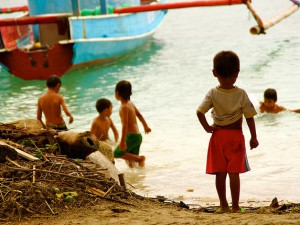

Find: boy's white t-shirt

[197,86,257,126]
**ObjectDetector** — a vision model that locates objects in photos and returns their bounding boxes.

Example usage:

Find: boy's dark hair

[213,51,240,78]
[115,80,132,100]
[47,75,61,88]
[96,98,112,113]
[264,88,277,102]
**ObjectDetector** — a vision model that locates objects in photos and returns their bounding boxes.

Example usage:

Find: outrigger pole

[0,0,298,34]
[0,6,28,13]
[114,0,244,13]
[249,0,300,35]
[114,0,299,35]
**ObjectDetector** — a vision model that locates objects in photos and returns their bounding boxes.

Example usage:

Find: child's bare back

[119,101,140,134]
[38,91,65,126]
[37,75,73,130]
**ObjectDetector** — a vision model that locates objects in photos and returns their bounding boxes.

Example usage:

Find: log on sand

[1,119,121,184]
[56,130,99,159]
[1,120,99,159]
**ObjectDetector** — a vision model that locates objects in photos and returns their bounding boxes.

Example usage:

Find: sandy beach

[3,196,300,225]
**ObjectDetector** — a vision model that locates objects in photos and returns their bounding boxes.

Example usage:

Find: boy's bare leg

[229,173,240,213]
[216,172,228,211]
[138,156,146,168]
[126,160,134,168]
[121,153,145,168]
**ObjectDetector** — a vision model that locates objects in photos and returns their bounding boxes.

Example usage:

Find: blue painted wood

[28,0,141,15]
[70,7,166,64]
[27,0,166,67]
[71,0,81,16]
[100,0,107,14]
[72,35,151,64]
[70,10,166,39]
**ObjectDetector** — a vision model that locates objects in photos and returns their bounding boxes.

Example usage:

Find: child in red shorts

[196,51,259,213]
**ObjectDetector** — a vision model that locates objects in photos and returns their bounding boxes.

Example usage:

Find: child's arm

[119,106,128,150]
[60,96,73,124]
[37,99,45,128]
[259,102,265,113]
[134,105,151,134]
[110,118,119,142]
[196,111,218,133]
[290,109,300,113]
[277,105,287,113]
[245,117,259,150]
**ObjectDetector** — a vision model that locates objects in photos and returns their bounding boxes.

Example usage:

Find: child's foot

[215,205,230,214]
[126,160,135,168]
[138,156,146,168]
[231,207,245,213]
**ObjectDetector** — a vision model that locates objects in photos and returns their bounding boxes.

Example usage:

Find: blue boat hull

[66,8,167,65]
[0,0,167,80]
[72,35,152,65]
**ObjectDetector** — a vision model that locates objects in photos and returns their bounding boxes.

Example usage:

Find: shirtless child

[113,80,151,168]
[259,88,300,114]
[90,98,119,143]
[37,75,73,130]
[259,88,286,113]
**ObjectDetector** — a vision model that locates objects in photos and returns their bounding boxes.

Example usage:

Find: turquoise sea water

[1,0,300,205]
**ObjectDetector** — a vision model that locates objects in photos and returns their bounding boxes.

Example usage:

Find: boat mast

[71,0,81,16]
[100,0,108,14]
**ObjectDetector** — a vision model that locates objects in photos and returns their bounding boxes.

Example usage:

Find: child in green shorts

[114,80,151,168]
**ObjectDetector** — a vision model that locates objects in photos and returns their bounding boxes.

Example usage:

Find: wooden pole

[0,6,28,13]
[0,14,71,27]
[118,173,127,190]
[102,182,117,197]
[32,165,36,183]
[5,166,106,182]
[114,0,244,14]
[243,0,264,32]
[250,4,299,35]
[71,0,81,16]
[100,0,108,14]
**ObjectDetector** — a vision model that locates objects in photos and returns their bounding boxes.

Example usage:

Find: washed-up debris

[0,121,140,221]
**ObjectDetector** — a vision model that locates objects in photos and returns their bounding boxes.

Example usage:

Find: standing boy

[37,75,73,130]
[90,98,119,142]
[196,51,259,213]
[114,80,151,168]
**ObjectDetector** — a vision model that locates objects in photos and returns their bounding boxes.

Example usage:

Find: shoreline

[3,195,300,225]
[1,122,299,225]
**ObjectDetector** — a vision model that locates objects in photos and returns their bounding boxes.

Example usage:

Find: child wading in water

[90,98,119,143]
[114,80,151,168]
[196,51,259,213]
[259,88,300,113]
[37,75,73,131]
[90,98,119,164]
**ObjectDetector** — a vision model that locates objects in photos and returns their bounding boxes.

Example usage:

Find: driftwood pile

[0,121,137,221]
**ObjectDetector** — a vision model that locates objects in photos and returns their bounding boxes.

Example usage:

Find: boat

[0,0,298,80]
[0,0,167,80]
